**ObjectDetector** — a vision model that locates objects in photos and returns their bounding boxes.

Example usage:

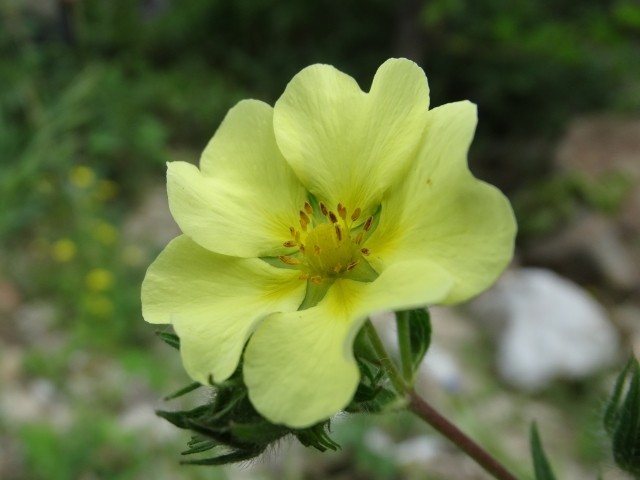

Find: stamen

[360,248,371,256]
[283,240,297,247]
[313,245,321,256]
[295,230,301,242]
[328,212,338,224]
[289,226,296,236]
[337,203,347,220]
[335,225,342,241]
[304,202,313,215]
[363,216,373,231]
[333,263,343,273]
[354,232,364,245]
[346,259,359,271]
[319,202,328,216]
[299,210,310,225]
[299,244,306,253]
[279,255,300,265]
[351,208,361,221]
[299,273,309,280]
[310,275,322,285]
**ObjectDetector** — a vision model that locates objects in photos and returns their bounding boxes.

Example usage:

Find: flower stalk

[364,320,518,480]
[395,310,414,385]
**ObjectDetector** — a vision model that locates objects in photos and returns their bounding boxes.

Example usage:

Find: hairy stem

[364,319,518,480]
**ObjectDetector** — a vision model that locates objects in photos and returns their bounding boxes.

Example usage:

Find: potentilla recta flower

[142,58,516,428]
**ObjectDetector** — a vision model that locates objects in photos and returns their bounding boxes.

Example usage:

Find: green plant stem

[364,320,518,480]
[395,310,414,384]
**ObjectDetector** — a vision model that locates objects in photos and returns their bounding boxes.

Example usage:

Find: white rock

[470,268,620,391]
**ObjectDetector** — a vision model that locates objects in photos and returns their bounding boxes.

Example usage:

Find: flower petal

[168,99,307,258]
[273,58,430,214]
[366,101,517,304]
[243,260,453,428]
[141,235,306,384]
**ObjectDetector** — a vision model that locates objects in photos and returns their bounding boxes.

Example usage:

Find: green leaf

[607,358,640,476]
[407,308,432,372]
[603,357,634,436]
[530,422,557,480]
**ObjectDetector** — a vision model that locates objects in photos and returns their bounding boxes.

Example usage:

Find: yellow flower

[70,166,96,189]
[142,59,516,428]
[86,268,114,292]
[52,238,76,262]
[92,221,118,246]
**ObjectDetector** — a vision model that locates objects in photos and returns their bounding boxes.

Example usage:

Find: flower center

[279,201,374,284]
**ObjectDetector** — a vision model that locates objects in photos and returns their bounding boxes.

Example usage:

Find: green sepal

[164,382,201,401]
[157,365,340,465]
[529,422,558,480]
[604,357,640,476]
[155,330,180,350]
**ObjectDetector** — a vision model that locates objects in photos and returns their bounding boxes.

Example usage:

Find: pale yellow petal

[141,235,306,384]
[168,100,307,258]
[366,101,517,304]
[243,260,453,427]
[273,58,430,215]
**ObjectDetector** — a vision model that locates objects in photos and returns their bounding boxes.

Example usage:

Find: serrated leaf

[530,422,557,480]
[611,359,640,475]
[604,358,634,436]
[406,308,432,371]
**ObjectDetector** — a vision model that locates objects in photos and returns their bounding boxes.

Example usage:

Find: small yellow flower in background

[123,244,146,267]
[142,58,516,428]
[52,238,77,262]
[85,294,114,317]
[70,166,96,189]
[86,268,114,292]
[92,220,118,246]
[95,180,119,202]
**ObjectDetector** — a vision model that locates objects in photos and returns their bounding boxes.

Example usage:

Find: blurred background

[1,0,639,478]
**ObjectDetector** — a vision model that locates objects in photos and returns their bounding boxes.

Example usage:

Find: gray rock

[470,268,620,391]
[526,213,640,292]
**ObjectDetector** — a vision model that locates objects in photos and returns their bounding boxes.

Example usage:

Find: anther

[289,226,296,236]
[310,275,322,285]
[299,210,310,224]
[313,245,321,255]
[335,225,342,241]
[337,203,347,220]
[279,255,300,265]
[351,208,361,221]
[328,211,338,224]
[333,263,343,273]
[299,244,306,253]
[363,216,373,231]
[299,273,309,280]
[360,248,371,256]
[319,202,328,216]
[304,202,313,215]
[347,259,359,271]
[283,240,297,247]
[354,232,364,245]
